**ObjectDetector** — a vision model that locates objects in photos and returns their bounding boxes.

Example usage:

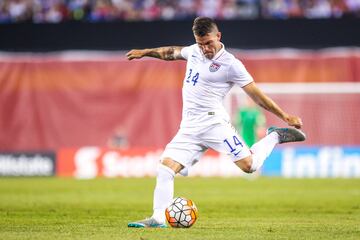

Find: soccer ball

[165,197,198,228]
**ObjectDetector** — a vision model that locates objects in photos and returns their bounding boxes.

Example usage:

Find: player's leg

[203,120,253,172]
[204,122,305,173]
[127,157,182,228]
[234,131,279,173]
[235,126,306,173]
[128,158,182,228]
[128,131,205,228]
[151,158,182,224]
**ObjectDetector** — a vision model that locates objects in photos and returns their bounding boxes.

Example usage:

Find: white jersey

[180,43,253,133]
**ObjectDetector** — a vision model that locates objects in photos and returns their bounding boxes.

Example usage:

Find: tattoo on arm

[147,49,161,59]
[146,46,184,61]
[164,47,176,60]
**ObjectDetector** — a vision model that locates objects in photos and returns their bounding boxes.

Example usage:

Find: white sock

[250,132,279,172]
[151,164,175,223]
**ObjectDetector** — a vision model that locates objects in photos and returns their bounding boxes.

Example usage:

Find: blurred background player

[235,96,266,147]
[126,16,306,228]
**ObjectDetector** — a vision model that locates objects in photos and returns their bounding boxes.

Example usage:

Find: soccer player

[126,17,306,228]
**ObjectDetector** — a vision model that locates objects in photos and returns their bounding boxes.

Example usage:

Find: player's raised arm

[243,82,303,129]
[126,46,185,61]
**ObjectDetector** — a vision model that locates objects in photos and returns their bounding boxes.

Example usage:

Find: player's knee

[160,157,184,174]
[242,163,253,174]
[234,156,254,174]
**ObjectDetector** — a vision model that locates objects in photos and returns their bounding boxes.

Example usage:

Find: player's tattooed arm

[126,46,185,61]
[148,46,183,60]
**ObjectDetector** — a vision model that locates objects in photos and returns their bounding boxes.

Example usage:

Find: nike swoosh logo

[233,151,240,156]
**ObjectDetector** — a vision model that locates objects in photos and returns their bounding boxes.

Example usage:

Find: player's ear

[217,32,221,41]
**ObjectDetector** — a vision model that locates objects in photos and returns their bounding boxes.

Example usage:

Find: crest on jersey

[209,62,221,72]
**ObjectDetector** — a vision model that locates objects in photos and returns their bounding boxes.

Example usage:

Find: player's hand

[126,49,146,60]
[284,115,303,129]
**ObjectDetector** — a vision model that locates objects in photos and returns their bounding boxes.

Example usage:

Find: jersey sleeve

[228,59,254,87]
[180,45,192,60]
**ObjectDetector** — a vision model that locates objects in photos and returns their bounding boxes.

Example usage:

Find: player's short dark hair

[192,17,218,37]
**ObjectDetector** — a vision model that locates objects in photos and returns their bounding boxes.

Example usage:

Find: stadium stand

[0,0,359,23]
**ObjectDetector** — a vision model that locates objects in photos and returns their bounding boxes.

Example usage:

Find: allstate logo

[209,62,221,72]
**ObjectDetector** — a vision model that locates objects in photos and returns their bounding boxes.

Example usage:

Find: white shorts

[161,120,251,168]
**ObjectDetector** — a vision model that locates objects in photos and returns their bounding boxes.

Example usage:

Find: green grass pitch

[0,177,359,240]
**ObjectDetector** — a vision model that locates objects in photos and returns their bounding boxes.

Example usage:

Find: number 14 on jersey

[186,69,199,86]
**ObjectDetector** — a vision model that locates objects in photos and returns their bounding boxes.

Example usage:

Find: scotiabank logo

[57,147,162,178]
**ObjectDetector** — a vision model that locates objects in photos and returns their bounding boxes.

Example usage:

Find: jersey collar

[212,43,225,61]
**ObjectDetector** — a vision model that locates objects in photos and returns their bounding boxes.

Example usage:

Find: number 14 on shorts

[224,136,243,157]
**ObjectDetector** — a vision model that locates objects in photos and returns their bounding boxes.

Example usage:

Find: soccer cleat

[128,217,167,228]
[267,126,306,144]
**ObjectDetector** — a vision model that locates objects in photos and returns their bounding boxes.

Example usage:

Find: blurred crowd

[1,0,359,23]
